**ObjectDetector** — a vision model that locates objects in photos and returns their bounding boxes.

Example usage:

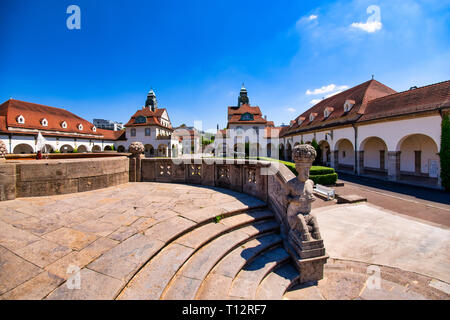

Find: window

[309,114,315,122]
[297,117,305,125]
[78,124,83,131]
[61,121,67,129]
[16,115,25,124]
[344,100,355,112]
[135,116,146,124]
[92,126,97,132]
[240,112,254,121]
[131,128,136,137]
[41,118,48,127]
[145,128,151,136]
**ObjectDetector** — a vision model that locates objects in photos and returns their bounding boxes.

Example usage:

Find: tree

[441,113,450,191]
[311,139,322,165]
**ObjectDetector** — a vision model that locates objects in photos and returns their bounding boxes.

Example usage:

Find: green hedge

[310,173,338,185]
[441,113,450,191]
[310,166,335,175]
[279,161,338,185]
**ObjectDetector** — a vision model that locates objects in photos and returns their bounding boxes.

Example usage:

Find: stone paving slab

[15,239,72,268]
[315,203,450,283]
[0,271,64,300]
[42,227,98,251]
[45,268,124,300]
[0,246,42,295]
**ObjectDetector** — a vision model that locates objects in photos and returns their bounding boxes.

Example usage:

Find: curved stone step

[196,233,283,300]
[117,209,275,300]
[227,246,290,300]
[255,263,299,300]
[161,220,280,300]
[90,205,269,287]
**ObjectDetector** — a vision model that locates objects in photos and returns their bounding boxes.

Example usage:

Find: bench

[313,184,335,200]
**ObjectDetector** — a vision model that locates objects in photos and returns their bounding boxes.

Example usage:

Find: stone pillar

[129,142,145,182]
[333,150,339,169]
[387,151,401,181]
[357,151,364,175]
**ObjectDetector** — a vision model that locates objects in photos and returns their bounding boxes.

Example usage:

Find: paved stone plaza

[0,182,448,300]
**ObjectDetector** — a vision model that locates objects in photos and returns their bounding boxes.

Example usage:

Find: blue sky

[1,0,449,132]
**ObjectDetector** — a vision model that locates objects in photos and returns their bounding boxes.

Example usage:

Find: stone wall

[0,156,129,200]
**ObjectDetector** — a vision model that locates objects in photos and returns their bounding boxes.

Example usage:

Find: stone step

[227,246,291,300]
[89,206,270,285]
[255,263,299,300]
[196,233,283,300]
[117,209,275,300]
[161,220,280,300]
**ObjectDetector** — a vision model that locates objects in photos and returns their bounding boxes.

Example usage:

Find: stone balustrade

[132,156,328,283]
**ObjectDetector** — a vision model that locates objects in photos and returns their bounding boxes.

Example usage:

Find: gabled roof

[227,104,263,117]
[124,106,173,130]
[282,80,397,136]
[0,99,102,136]
[358,80,450,122]
[227,104,268,127]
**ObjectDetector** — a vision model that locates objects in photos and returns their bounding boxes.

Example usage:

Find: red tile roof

[124,106,173,130]
[264,126,282,138]
[227,104,268,127]
[358,80,450,122]
[282,80,397,136]
[0,99,123,141]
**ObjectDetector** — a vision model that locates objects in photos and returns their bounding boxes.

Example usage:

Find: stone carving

[217,166,230,183]
[246,168,256,184]
[0,140,6,160]
[285,144,321,241]
[129,142,145,156]
[158,163,171,177]
[190,165,201,176]
[284,144,328,282]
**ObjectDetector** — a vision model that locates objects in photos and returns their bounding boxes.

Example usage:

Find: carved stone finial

[129,142,145,156]
[0,140,7,159]
[292,144,316,163]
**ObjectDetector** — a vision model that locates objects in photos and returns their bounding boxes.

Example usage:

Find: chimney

[264,115,267,120]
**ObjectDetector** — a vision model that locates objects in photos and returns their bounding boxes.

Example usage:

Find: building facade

[279,79,450,189]
[116,90,181,157]
[215,85,281,157]
[93,119,124,131]
[0,99,121,154]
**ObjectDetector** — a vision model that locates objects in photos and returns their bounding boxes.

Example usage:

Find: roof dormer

[344,99,355,112]
[77,123,83,131]
[40,118,48,127]
[324,107,334,118]
[92,126,97,132]
[16,115,25,124]
[309,113,317,122]
[297,116,306,125]
[61,121,67,129]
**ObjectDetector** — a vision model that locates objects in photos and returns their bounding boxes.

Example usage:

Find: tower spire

[145,88,158,111]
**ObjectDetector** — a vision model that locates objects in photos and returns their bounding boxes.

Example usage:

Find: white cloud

[286,107,296,112]
[310,99,322,105]
[308,15,318,21]
[306,84,349,95]
[350,20,382,33]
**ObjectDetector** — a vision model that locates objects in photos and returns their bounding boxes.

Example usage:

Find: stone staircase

[116,205,300,300]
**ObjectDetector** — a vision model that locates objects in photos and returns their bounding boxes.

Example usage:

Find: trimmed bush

[310,166,335,175]
[441,113,450,191]
[310,173,338,185]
